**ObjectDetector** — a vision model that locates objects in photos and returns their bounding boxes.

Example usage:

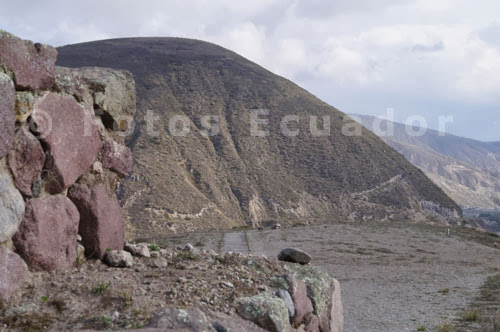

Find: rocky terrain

[151,222,500,332]
[0,31,344,332]
[0,29,135,287]
[56,37,460,235]
[356,114,500,210]
[0,243,343,332]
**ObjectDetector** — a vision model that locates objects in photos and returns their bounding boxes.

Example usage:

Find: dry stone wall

[0,30,135,302]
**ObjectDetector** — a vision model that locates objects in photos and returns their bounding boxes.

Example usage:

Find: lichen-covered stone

[8,128,46,196]
[103,250,133,268]
[285,264,342,332]
[284,274,314,326]
[237,292,291,332]
[147,306,214,331]
[212,314,269,332]
[68,184,125,259]
[101,139,133,177]
[32,92,101,193]
[55,66,136,134]
[0,30,57,90]
[0,72,15,159]
[0,247,28,305]
[276,289,295,319]
[0,160,25,244]
[13,195,80,271]
[14,91,34,122]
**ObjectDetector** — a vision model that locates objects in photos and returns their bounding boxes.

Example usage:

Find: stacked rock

[0,30,136,304]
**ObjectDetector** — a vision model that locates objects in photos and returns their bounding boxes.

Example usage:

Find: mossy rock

[237,292,291,332]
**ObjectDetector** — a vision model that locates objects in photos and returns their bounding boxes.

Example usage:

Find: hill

[56,38,460,235]
[356,114,500,209]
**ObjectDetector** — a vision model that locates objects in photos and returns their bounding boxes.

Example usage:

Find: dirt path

[157,223,500,332]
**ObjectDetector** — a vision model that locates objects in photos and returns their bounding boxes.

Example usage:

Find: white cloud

[2,0,500,139]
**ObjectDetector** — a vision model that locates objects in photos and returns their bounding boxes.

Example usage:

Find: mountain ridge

[355,114,500,209]
[56,37,460,235]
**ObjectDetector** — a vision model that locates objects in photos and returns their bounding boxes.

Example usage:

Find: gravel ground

[156,222,500,332]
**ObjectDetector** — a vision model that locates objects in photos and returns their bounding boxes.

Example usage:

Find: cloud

[1,0,500,140]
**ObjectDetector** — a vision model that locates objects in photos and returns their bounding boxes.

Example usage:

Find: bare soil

[150,222,500,332]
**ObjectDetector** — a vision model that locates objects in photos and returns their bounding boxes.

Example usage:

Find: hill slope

[356,114,500,209]
[56,38,460,234]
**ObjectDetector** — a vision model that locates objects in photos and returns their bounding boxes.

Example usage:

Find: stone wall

[0,30,135,302]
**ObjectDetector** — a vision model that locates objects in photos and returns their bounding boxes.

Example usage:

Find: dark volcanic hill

[356,114,500,209]
[56,38,460,235]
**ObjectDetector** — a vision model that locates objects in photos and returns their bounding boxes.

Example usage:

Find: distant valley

[356,114,500,211]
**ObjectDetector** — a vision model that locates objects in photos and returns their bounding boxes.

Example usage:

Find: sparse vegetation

[173,251,200,261]
[92,281,111,295]
[75,249,85,267]
[438,288,450,295]
[149,243,160,251]
[119,289,133,308]
[462,310,479,322]
[417,326,427,331]
[436,322,455,332]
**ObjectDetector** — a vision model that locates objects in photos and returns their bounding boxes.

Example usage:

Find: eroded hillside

[56,38,460,235]
[357,114,500,209]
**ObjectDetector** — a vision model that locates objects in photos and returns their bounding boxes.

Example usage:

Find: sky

[2,0,500,141]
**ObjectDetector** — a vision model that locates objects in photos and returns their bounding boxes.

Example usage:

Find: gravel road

[158,223,500,332]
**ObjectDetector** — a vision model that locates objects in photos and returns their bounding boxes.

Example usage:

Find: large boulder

[212,314,269,332]
[278,248,312,265]
[0,247,28,305]
[0,72,15,159]
[329,279,344,332]
[55,66,136,134]
[0,30,57,90]
[13,195,80,271]
[31,92,101,193]
[0,161,25,244]
[101,139,133,177]
[285,275,314,326]
[285,265,343,332]
[237,292,292,332]
[8,128,46,196]
[68,184,125,259]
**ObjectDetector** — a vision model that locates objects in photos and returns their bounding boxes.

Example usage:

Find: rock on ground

[68,184,125,259]
[278,248,312,265]
[0,30,57,90]
[237,292,292,332]
[31,92,101,193]
[8,128,45,196]
[103,250,133,268]
[285,275,314,326]
[0,72,15,159]
[147,306,214,331]
[0,161,25,244]
[124,243,151,258]
[13,195,79,271]
[285,264,340,332]
[0,247,28,305]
